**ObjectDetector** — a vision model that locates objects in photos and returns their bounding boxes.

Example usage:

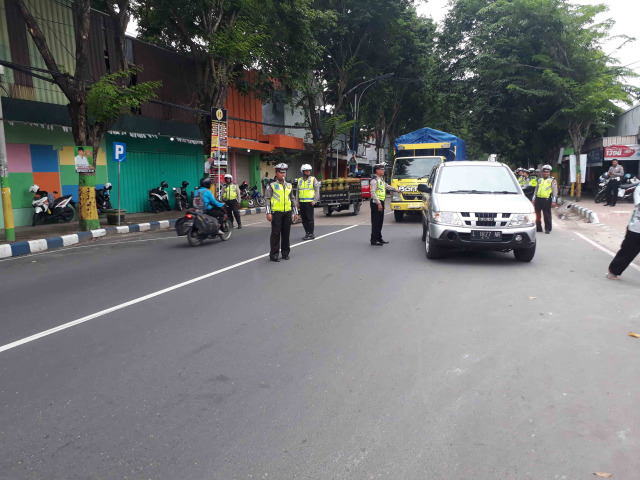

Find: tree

[135,0,327,158]
[16,0,159,230]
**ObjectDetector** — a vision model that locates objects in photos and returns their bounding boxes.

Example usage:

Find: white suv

[417,161,537,261]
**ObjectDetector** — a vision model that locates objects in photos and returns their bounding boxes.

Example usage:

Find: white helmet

[541,164,552,172]
[224,174,233,180]
[275,163,288,171]
[301,164,312,173]
[104,182,112,190]
[29,184,39,193]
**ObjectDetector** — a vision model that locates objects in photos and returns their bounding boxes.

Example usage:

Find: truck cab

[390,142,453,221]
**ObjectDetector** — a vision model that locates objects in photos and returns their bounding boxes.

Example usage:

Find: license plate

[407,203,422,209]
[471,230,502,241]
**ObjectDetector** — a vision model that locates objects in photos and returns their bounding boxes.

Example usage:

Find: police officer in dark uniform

[369,162,399,246]
[265,163,299,262]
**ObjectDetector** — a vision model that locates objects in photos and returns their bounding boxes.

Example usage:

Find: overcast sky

[416,0,640,94]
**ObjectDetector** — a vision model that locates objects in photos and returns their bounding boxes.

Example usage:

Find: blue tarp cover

[394,127,466,161]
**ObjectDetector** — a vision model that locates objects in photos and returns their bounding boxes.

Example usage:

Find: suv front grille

[474,212,498,227]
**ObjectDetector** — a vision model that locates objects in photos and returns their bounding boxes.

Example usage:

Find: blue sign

[113,142,126,162]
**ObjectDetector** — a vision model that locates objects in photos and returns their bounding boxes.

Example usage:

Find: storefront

[604,144,640,178]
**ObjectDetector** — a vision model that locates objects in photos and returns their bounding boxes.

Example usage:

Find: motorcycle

[240,181,266,207]
[96,182,113,214]
[595,174,639,204]
[149,181,171,212]
[173,181,190,211]
[29,185,75,226]
[175,208,232,246]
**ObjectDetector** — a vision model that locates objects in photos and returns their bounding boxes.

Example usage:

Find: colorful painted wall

[0,123,107,227]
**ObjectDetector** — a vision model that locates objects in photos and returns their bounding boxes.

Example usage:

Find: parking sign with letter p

[113,142,126,162]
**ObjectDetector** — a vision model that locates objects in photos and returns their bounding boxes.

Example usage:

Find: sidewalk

[563,196,634,231]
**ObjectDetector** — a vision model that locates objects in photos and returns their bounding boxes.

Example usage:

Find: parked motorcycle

[240,181,266,207]
[29,185,75,226]
[595,174,639,204]
[96,182,113,213]
[175,208,232,246]
[149,181,171,212]
[173,181,190,211]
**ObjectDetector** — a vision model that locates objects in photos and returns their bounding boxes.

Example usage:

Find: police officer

[532,164,557,234]
[517,168,526,186]
[265,163,298,262]
[295,164,320,240]
[527,168,538,188]
[370,162,399,246]
[221,174,242,229]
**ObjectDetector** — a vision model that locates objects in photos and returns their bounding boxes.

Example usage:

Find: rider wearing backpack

[195,177,226,223]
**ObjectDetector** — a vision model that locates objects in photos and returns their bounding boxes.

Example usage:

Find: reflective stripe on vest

[222,184,237,201]
[528,178,538,187]
[270,182,292,212]
[537,178,553,198]
[375,178,386,202]
[298,176,316,201]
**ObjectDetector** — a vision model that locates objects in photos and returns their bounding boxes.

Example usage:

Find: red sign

[604,145,640,159]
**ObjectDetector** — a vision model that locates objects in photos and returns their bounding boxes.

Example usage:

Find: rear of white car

[419,162,537,261]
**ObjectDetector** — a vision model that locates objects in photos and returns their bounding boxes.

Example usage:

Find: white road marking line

[574,231,640,273]
[0,224,360,354]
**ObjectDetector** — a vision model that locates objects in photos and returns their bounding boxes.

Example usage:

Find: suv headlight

[392,192,402,202]
[508,213,536,227]
[432,211,462,226]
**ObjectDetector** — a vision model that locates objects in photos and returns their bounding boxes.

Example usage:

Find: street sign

[113,142,126,162]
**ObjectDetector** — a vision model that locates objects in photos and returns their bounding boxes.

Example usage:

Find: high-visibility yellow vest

[518,177,526,186]
[270,181,292,212]
[374,177,386,202]
[222,183,237,201]
[528,177,538,187]
[298,176,316,202]
[537,178,554,198]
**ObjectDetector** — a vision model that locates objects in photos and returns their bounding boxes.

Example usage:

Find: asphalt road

[1,209,639,480]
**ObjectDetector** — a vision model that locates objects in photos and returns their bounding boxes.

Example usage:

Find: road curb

[558,198,599,224]
[0,208,265,259]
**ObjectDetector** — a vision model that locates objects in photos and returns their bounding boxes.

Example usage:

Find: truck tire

[326,206,332,216]
[352,202,361,216]
[425,226,443,259]
[514,243,536,262]
[394,211,404,222]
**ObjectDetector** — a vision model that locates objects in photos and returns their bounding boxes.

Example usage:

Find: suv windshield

[393,157,442,179]
[436,165,519,194]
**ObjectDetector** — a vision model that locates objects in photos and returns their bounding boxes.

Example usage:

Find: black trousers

[609,229,640,276]
[270,211,292,257]
[225,199,241,226]
[206,207,225,224]
[606,179,621,205]
[370,200,384,243]
[535,197,552,232]
[299,202,314,235]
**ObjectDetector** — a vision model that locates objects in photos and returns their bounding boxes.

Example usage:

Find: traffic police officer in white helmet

[295,163,320,240]
[221,174,242,229]
[265,163,298,262]
[532,164,557,234]
[369,162,399,246]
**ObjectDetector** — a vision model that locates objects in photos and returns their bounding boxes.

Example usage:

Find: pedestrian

[369,162,399,246]
[604,159,624,207]
[221,174,242,229]
[265,163,298,262]
[295,164,320,240]
[607,185,640,279]
[532,164,557,234]
[195,177,227,225]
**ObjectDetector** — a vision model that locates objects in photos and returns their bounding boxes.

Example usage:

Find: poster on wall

[580,154,587,183]
[569,155,577,183]
[74,146,95,173]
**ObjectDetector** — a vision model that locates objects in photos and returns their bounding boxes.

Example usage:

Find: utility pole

[0,91,16,241]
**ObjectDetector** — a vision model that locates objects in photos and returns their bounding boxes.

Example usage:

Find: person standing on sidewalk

[607,185,640,279]
[265,163,298,262]
[295,164,320,240]
[221,174,242,229]
[604,160,624,207]
[370,162,399,246]
[532,164,557,234]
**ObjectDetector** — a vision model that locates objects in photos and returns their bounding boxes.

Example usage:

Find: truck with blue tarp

[390,127,467,221]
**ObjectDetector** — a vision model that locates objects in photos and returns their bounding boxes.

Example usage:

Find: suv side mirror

[417,184,431,193]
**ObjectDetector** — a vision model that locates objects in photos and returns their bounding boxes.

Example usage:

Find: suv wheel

[514,243,536,262]
[425,225,443,259]
[421,220,427,241]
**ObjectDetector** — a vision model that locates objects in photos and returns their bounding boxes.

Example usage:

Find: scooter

[96,182,113,213]
[175,208,232,246]
[29,185,75,226]
[595,174,639,204]
[173,181,190,211]
[149,181,171,212]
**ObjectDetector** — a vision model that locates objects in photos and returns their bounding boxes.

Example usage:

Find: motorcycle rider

[295,164,320,240]
[221,174,242,229]
[532,164,557,234]
[265,163,298,262]
[196,177,226,226]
